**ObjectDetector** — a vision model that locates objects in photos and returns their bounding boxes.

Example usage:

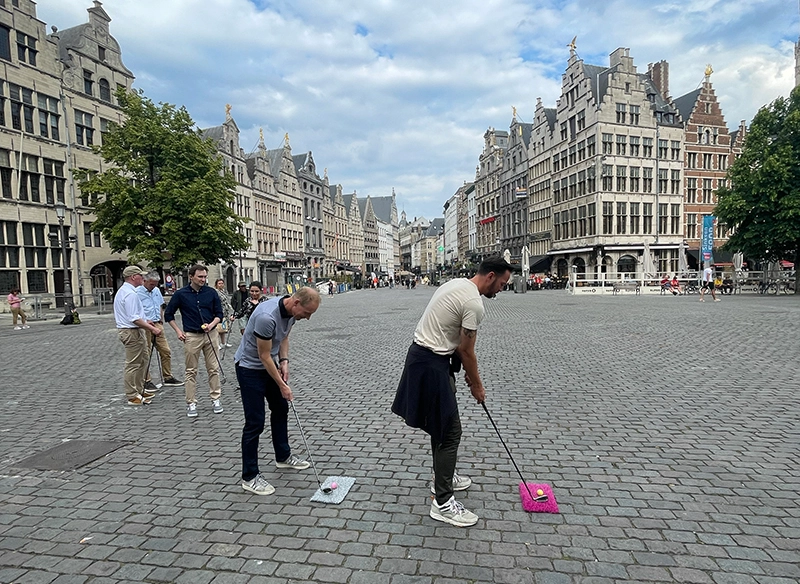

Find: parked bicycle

[683,282,699,294]
[757,281,779,295]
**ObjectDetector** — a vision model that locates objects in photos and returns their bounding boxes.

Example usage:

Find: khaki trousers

[118,328,147,400]
[11,307,26,326]
[145,323,172,381]
[184,329,221,404]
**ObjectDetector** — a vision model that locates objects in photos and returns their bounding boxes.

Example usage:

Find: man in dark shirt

[230,281,248,316]
[165,264,224,418]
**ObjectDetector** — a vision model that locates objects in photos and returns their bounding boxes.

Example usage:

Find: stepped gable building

[357,195,379,275]
[543,46,684,279]
[323,182,350,277]
[265,135,305,284]
[457,182,475,266]
[293,150,326,282]
[342,191,364,275]
[474,128,507,258]
[0,1,135,308]
[499,111,532,261]
[367,190,400,274]
[413,217,444,274]
[671,65,743,269]
[527,98,558,273]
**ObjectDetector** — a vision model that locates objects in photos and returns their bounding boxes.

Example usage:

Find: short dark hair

[477,256,514,276]
[249,281,263,290]
[188,264,207,276]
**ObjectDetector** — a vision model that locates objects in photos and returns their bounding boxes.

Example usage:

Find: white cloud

[37,0,798,219]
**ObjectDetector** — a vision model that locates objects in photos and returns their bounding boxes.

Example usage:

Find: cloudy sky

[38,0,797,221]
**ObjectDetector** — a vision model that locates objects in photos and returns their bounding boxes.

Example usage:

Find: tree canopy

[79,88,248,269]
[715,86,800,271]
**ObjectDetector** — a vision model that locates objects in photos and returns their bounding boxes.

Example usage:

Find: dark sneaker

[430,472,472,494]
[162,377,184,386]
[430,496,478,527]
[242,474,275,495]
[144,380,158,391]
[275,454,310,470]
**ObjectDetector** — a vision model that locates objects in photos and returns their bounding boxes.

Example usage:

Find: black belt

[185,329,205,334]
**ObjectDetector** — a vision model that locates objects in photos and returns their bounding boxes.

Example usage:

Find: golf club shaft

[289,401,324,488]
[481,402,535,501]
[204,330,227,383]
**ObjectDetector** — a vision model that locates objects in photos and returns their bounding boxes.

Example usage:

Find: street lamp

[52,203,75,319]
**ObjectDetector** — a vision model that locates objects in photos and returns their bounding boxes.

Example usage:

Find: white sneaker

[275,454,310,470]
[22,325,30,329]
[242,474,275,495]
[187,403,198,418]
[430,472,472,494]
[714,298,721,302]
[213,399,223,414]
[14,326,22,330]
[430,496,478,527]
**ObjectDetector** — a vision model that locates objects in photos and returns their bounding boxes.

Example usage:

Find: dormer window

[98,46,106,61]
[83,70,93,96]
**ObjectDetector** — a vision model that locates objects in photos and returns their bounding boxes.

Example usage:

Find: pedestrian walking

[234,281,267,334]
[114,265,162,406]
[234,287,321,495]
[230,281,248,316]
[699,265,720,302]
[214,278,234,349]
[136,271,184,389]
[392,256,513,527]
[164,264,225,418]
[7,288,29,330]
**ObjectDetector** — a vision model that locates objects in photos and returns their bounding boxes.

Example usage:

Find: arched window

[617,254,637,275]
[572,257,585,275]
[99,79,111,102]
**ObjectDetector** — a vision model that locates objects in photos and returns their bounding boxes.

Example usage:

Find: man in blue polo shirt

[165,264,224,418]
[234,286,320,495]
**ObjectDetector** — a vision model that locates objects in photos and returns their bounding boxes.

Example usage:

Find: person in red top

[7,288,29,330]
[671,276,682,295]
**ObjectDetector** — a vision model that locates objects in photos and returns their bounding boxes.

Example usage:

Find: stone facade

[293,151,326,281]
[499,116,532,261]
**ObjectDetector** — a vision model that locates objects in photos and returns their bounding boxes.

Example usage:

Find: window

[83,70,93,95]
[629,105,640,125]
[671,141,680,160]
[0,149,12,198]
[569,208,577,238]
[0,219,20,268]
[616,166,626,192]
[687,178,697,202]
[22,222,47,269]
[568,174,577,199]
[629,167,640,192]
[552,153,559,173]
[657,168,668,194]
[687,214,697,239]
[19,154,39,202]
[616,135,626,155]
[587,166,596,193]
[703,153,713,169]
[657,139,668,159]
[37,94,60,140]
[687,152,697,168]
[671,169,681,194]
[643,203,653,234]
[577,109,585,131]
[587,203,596,236]
[0,81,4,127]
[553,211,561,240]
[616,202,627,234]
[702,178,713,203]
[568,145,576,166]
[99,79,111,102]
[643,167,653,193]
[602,201,614,234]
[83,222,99,247]
[560,122,567,141]
[658,203,668,234]
[16,32,36,66]
[9,83,35,133]
[74,110,94,146]
[717,154,727,170]
[630,202,640,234]
[578,205,587,236]
[553,181,560,204]
[577,170,586,196]
[587,135,596,157]
[577,140,585,161]
[616,103,626,124]
[643,137,653,158]
[100,118,111,142]
[0,25,11,62]
[98,46,106,61]
[670,204,681,234]
[601,164,613,191]
[629,136,640,157]
[602,133,613,155]
[43,159,65,205]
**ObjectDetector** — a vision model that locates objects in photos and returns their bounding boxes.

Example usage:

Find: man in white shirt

[114,265,162,405]
[699,265,720,302]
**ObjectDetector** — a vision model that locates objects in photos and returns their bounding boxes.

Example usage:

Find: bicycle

[756,281,778,295]
[683,282,699,294]
[779,280,796,295]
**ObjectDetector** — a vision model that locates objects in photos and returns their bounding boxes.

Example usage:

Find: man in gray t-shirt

[234,287,320,496]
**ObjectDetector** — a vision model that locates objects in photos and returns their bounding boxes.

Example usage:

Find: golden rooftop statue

[567,35,577,53]
[512,106,517,119]
[225,103,231,117]
[284,132,290,146]
[705,64,713,79]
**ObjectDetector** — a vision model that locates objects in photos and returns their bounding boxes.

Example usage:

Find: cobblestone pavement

[1,288,798,584]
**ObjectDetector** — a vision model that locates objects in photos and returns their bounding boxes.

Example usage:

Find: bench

[612,282,640,295]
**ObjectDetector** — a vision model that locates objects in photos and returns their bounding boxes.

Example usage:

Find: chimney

[647,60,670,102]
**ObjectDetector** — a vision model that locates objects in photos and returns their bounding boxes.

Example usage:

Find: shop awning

[529,255,551,273]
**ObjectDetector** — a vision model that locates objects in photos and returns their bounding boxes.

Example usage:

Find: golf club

[148,332,162,388]
[204,328,228,384]
[289,401,332,493]
[481,402,547,503]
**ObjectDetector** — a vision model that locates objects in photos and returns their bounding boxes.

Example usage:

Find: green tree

[715,86,800,291]
[79,88,248,269]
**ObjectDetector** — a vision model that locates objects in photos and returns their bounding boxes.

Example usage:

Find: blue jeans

[236,363,290,481]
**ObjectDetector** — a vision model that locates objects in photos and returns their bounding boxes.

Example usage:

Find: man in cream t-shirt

[392,256,513,527]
